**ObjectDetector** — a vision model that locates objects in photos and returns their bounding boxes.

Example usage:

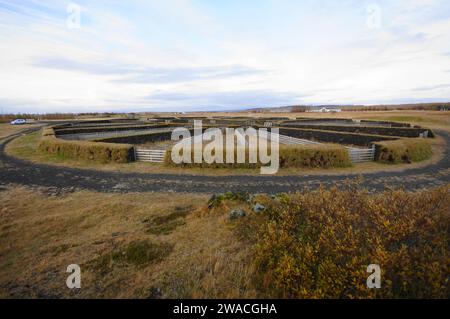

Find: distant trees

[0,112,121,123]
[343,103,450,112]
[290,106,308,112]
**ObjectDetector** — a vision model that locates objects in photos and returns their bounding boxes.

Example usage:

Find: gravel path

[1,127,449,194]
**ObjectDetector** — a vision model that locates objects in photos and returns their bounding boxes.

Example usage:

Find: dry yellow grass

[0,123,40,139]
[0,186,255,298]
[1,184,448,299]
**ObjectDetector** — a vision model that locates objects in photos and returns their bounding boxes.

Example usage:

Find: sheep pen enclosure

[37,116,434,169]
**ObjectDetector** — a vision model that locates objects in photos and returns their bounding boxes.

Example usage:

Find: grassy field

[0,184,448,298]
[0,187,253,298]
[1,111,449,299]
[0,123,40,139]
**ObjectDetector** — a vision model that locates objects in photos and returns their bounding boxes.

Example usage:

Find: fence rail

[346,147,375,163]
[134,148,166,163]
[275,134,322,146]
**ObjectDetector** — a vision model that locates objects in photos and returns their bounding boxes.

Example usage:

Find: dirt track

[0,127,449,194]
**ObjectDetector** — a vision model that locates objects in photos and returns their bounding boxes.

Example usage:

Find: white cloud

[0,0,449,113]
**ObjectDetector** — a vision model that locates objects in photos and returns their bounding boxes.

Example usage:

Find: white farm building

[306,107,342,113]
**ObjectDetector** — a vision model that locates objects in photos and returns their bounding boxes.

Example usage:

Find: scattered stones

[112,183,128,190]
[229,208,246,220]
[252,203,266,213]
[246,194,255,203]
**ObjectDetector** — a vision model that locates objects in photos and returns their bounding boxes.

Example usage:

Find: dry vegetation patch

[0,184,448,299]
[0,187,255,298]
[246,184,450,298]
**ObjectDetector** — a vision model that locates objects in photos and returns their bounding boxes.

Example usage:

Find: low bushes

[374,138,432,163]
[38,134,134,164]
[164,144,352,169]
[245,184,450,298]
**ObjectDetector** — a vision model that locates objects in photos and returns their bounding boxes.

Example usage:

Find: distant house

[306,107,342,113]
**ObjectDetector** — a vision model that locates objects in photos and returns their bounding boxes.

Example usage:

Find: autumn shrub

[374,138,432,163]
[247,184,449,298]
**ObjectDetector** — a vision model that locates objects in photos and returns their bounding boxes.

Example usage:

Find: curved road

[0,127,449,194]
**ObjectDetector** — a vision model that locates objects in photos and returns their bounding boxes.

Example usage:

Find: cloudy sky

[1,0,450,113]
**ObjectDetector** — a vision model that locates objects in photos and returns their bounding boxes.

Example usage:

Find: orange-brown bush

[247,184,449,298]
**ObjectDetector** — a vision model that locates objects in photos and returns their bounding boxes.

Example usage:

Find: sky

[1,0,450,113]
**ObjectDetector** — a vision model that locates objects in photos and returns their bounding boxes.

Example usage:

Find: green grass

[7,129,125,165]
[6,131,40,157]
[7,130,73,163]
[89,240,174,275]
[143,206,192,235]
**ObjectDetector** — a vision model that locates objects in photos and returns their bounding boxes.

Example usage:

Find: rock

[113,183,128,190]
[246,194,255,203]
[229,209,246,220]
[252,203,266,213]
[147,287,162,299]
